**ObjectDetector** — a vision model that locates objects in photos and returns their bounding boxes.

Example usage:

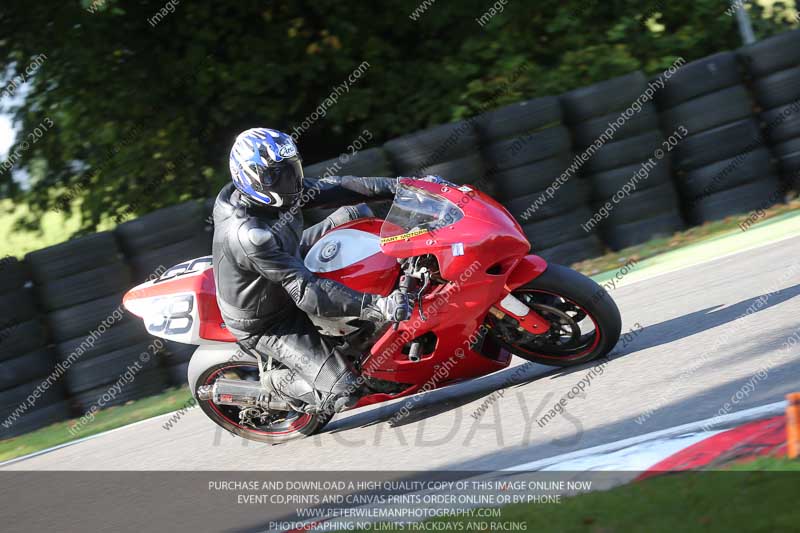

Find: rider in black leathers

[213,128,410,415]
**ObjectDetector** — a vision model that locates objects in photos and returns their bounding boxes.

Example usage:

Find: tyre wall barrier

[475,96,605,264]
[654,52,782,225]
[23,231,169,421]
[739,29,800,192]
[115,200,212,388]
[301,147,396,224]
[0,257,70,439]
[383,120,485,190]
[562,71,684,251]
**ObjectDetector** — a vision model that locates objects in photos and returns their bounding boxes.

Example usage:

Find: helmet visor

[251,158,303,191]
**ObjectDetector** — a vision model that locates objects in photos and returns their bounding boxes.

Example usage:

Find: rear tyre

[194,360,331,444]
[488,264,621,367]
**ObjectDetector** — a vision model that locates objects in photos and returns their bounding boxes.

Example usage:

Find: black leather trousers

[237,204,373,412]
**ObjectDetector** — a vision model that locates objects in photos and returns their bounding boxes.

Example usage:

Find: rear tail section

[122,256,236,345]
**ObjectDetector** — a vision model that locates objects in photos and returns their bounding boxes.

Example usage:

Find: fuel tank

[303,218,400,297]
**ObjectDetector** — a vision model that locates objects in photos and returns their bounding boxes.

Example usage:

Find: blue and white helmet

[229,128,303,207]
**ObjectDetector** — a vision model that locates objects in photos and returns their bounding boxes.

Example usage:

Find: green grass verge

[0,196,120,259]
[727,455,800,471]
[572,197,800,277]
[347,458,800,533]
[0,199,82,258]
[0,386,192,462]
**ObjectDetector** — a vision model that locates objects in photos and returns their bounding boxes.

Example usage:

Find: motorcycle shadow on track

[322,357,619,434]
[323,284,800,435]
[609,283,800,358]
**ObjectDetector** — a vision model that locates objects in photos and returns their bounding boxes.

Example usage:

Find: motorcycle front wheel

[487,263,622,367]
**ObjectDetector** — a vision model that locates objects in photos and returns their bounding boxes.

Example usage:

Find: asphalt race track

[4,235,800,472]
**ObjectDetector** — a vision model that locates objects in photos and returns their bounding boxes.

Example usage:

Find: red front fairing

[349,179,537,407]
[379,179,531,280]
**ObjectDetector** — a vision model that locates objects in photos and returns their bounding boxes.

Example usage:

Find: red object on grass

[638,415,787,479]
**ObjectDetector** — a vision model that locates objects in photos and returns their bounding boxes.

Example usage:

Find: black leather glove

[361,290,412,323]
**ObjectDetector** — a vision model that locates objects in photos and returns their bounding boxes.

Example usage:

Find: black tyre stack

[656,52,782,224]
[25,233,167,414]
[115,200,212,283]
[384,120,486,189]
[563,71,684,251]
[739,29,800,191]
[302,147,395,224]
[0,258,70,438]
[115,201,211,387]
[475,97,602,264]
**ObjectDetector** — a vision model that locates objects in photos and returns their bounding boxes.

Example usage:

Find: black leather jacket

[212,177,397,337]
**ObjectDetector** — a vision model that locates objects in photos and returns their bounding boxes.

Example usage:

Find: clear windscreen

[380,183,464,242]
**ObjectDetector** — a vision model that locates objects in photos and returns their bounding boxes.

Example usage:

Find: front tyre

[194,361,331,444]
[488,263,621,367]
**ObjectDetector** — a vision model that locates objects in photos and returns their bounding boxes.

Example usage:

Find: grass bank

[0,386,192,462]
[348,458,800,532]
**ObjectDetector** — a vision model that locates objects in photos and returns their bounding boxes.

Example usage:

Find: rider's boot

[262,367,363,415]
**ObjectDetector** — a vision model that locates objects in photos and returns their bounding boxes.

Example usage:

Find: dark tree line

[0,0,795,233]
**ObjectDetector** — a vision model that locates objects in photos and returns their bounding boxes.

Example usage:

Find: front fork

[490,294,550,335]
[490,254,552,335]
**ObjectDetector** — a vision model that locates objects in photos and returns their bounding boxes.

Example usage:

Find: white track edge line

[0,410,186,468]
[504,400,787,471]
[606,231,799,291]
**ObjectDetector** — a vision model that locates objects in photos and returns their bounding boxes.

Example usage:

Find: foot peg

[197,378,291,411]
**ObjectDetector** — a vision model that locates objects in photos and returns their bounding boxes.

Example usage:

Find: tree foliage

[0,0,796,232]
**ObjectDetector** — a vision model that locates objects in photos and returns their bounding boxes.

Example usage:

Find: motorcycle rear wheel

[194,361,332,444]
[488,263,621,367]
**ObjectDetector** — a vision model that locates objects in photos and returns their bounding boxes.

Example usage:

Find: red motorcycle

[123,177,621,443]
